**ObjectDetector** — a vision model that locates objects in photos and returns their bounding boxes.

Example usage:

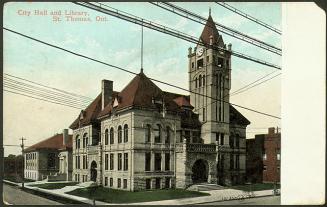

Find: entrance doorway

[192,159,208,183]
[90,161,97,182]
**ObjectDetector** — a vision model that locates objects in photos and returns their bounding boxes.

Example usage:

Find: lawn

[66,187,210,203]
[4,175,34,183]
[230,183,280,192]
[30,182,78,189]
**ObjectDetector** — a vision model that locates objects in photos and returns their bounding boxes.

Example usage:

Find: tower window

[206,56,209,62]
[203,75,205,86]
[203,107,206,122]
[197,59,203,68]
[191,62,194,68]
[199,75,202,87]
[218,58,224,67]
[195,77,198,88]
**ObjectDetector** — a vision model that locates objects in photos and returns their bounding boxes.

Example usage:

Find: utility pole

[20,137,26,189]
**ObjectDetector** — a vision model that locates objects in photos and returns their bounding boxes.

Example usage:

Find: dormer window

[79,110,85,119]
[113,97,119,108]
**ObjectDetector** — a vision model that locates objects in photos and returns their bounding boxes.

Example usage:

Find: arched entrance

[90,161,97,182]
[192,159,208,183]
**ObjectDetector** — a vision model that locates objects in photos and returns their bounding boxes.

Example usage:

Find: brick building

[246,127,281,183]
[23,129,73,181]
[70,13,250,191]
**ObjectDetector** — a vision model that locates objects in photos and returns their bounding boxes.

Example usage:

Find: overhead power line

[4,81,89,108]
[4,73,93,101]
[3,27,280,119]
[151,2,281,55]
[74,2,281,70]
[216,2,282,35]
[4,89,83,109]
[4,76,91,105]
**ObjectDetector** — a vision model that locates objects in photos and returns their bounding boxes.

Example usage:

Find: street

[197,195,280,205]
[3,183,62,205]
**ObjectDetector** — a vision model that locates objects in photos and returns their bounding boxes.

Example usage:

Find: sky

[3,2,281,156]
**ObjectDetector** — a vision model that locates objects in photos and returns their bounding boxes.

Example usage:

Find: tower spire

[209,7,211,16]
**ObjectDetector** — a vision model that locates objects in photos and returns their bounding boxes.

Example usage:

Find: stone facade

[70,13,249,191]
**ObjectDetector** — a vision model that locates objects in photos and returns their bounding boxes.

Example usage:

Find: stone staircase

[187,183,225,191]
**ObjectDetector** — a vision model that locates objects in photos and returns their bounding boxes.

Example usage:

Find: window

[235,134,240,149]
[104,177,108,186]
[199,75,202,87]
[229,135,234,148]
[165,127,170,144]
[277,150,281,160]
[110,128,114,144]
[203,107,206,122]
[47,153,56,169]
[75,135,79,149]
[197,59,203,68]
[145,124,151,142]
[155,153,162,171]
[263,165,267,171]
[203,75,205,86]
[117,178,121,188]
[155,178,161,189]
[124,124,128,142]
[220,133,224,145]
[184,130,191,143]
[165,153,170,171]
[123,179,127,189]
[75,156,78,169]
[236,155,240,169]
[146,179,151,190]
[230,154,234,170]
[145,153,151,171]
[78,156,80,169]
[82,155,86,169]
[110,153,114,170]
[105,154,109,170]
[165,178,170,188]
[77,138,80,149]
[206,55,209,62]
[123,153,128,171]
[118,153,122,170]
[195,77,198,88]
[191,62,194,68]
[154,124,161,143]
[118,126,122,143]
[218,57,224,67]
[263,149,267,160]
[110,178,113,187]
[83,133,88,148]
[105,129,109,145]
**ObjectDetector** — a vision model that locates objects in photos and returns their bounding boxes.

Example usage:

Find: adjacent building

[70,13,250,191]
[23,129,73,181]
[246,127,281,183]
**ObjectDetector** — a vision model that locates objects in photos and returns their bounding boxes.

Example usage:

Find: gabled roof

[24,133,72,153]
[230,105,251,126]
[199,14,222,46]
[98,72,185,118]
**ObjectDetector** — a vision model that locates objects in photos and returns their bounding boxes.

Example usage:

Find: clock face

[196,47,204,57]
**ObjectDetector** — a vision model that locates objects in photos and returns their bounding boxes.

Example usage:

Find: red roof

[24,133,72,152]
[98,72,185,118]
[199,15,223,46]
[173,96,193,108]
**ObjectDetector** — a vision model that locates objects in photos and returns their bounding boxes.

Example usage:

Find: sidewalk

[3,180,277,205]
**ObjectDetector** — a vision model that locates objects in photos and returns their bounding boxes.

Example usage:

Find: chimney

[102,79,113,110]
[268,127,275,135]
[63,129,69,145]
[228,43,232,51]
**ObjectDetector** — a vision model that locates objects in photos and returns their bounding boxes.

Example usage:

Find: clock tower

[188,13,232,145]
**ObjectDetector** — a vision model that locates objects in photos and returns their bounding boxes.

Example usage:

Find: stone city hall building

[70,14,250,191]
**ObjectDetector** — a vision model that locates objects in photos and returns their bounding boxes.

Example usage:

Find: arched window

[203,75,205,86]
[155,124,161,143]
[118,125,122,143]
[75,135,79,149]
[110,127,114,144]
[145,124,151,143]
[165,126,171,144]
[124,124,128,143]
[105,129,109,145]
[199,75,202,87]
[229,134,234,148]
[195,77,198,88]
[235,134,240,149]
[83,133,88,148]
